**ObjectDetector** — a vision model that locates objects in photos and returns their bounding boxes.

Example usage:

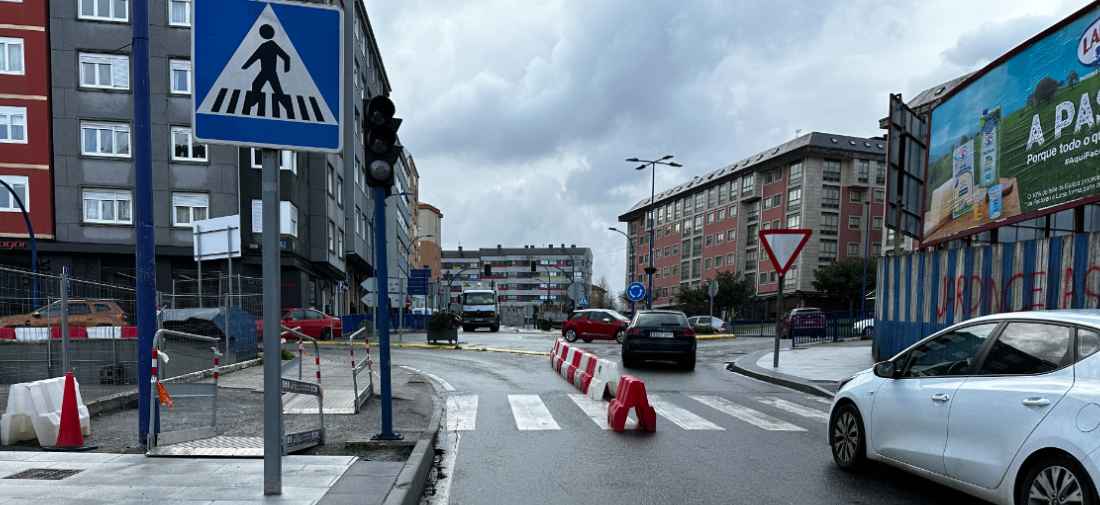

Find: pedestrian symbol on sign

[241,24,291,115]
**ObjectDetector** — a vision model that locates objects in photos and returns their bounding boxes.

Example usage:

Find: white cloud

[366,0,1087,295]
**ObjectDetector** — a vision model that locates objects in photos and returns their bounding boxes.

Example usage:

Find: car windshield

[463,293,495,305]
[634,313,689,327]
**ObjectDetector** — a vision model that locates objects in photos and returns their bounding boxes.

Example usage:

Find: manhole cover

[5,468,83,480]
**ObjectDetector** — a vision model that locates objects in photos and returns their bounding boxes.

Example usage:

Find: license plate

[650,331,674,338]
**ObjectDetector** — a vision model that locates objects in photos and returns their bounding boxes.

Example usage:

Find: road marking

[754,397,829,422]
[689,395,806,431]
[432,432,460,505]
[805,396,833,406]
[648,396,724,430]
[400,366,456,391]
[447,395,479,431]
[567,394,637,430]
[508,395,560,430]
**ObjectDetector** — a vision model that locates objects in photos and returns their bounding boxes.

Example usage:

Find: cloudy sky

[363,0,1086,293]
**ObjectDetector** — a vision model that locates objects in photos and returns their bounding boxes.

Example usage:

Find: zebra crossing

[443,392,832,434]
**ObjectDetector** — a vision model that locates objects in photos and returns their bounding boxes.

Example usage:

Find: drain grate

[4,468,83,480]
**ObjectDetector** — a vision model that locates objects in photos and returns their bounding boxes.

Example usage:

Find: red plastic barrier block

[607,375,657,432]
[566,364,578,380]
[571,352,583,368]
[121,327,138,339]
[0,328,14,340]
[51,328,88,339]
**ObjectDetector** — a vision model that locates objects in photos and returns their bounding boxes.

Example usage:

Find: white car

[853,318,874,339]
[687,316,728,333]
[829,311,1100,505]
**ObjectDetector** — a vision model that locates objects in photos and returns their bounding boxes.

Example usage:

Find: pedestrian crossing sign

[193,0,343,153]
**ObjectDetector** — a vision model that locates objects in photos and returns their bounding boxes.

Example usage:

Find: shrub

[692,324,717,335]
[281,348,295,360]
[429,312,461,331]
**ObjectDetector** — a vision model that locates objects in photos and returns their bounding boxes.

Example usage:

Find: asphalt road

[388,328,987,505]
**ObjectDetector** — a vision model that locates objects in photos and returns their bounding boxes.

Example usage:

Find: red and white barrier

[550,339,619,400]
[1,327,139,341]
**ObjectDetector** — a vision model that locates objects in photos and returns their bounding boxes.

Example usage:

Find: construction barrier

[279,326,325,453]
[348,328,373,413]
[549,339,619,400]
[0,375,90,446]
[147,329,221,449]
[0,327,139,341]
[587,358,620,401]
[608,375,656,432]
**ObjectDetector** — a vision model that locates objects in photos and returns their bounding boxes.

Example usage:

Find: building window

[250,149,297,173]
[168,0,190,26]
[746,224,757,246]
[772,219,780,230]
[281,201,298,236]
[656,228,663,240]
[849,216,861,229]
[726,253,735,266]
[741,173,754,196]
[79,53,129,90]
[819,239,838,262]
[772,194,782,208]
[850,188,865,203]
[874,189,885,204]
[704,258,712,270]
[729,179,739,200]
[774,168,783,181]
[787,214,800,229]
[708,188,716,207]
[171,192,208,227]
[81,122,130,158]
[0,106,27,143]
[0,175,28,212]
[763,196,771,211]
[171,127,206,161]
[823,159,841,182]
[821,213,839,235]
[789,161,802,183]
[694,215,703,235]
[0,37,25,75]
[336,177,343,206]
[822,185,840,208]
[674,222,681,234]
[664,246,670,256]
[674,200,682,219]
[744,249,756,271]
[82,188,131,224]
[714,255,723,268]
[327,220,336,253]
[692,237,702,256]
[169,59,191,94]
[718,183,727,204]
[672,244,679,256]
[692,259,701,279]
[787,187,801,210]
[784,267,797,288]
[673,264,680,277]
[663,266,670,277]
[763,171,772,184]
[872,243,882,256]
[858,160,869,183]
[715,232,724,245]
[705,235,713,248]
[726,229,735,242]
[79,0,128,21]
[327,164,335,195]
[759,273,768,285]
[655,248,662,260]
[717,208,725,221]
[728,205,737,217]
[848,242,860,256]
[876,161,886,184]
[706,212,714,224]
[354,206,362,237]
[770,272,777,283]
[873,216,883,230]
[746,201,759,223]
[695,193,704,211]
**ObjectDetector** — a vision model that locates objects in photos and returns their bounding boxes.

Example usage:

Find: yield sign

[759,229,813,277]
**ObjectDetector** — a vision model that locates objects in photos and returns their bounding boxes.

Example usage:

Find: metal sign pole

[133,0,157,447]
[261,148,283,495]
[373,185,400,440]
[773,275,784,368]
[60,268,69,374]
[196,225,202,309]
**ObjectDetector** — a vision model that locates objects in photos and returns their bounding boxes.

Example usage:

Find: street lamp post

[861,200,871,319]
[627,155,682,310]
[552,245,576,310]
[608,227,635,316]
[0,180,38,308]
[400,233,433,341]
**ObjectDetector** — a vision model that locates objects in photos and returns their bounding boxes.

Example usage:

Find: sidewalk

[730,339,876,398]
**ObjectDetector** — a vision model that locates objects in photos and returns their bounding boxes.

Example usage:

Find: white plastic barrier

[87,327,123,339]
[586,358,620,400]
[0,377,89,446]
[14,328,50,342]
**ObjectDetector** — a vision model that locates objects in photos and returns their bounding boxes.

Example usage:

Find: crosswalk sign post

[192,0,343,496]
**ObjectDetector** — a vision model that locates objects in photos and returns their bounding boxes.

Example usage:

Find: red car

[561,309,631,343]
[778,307,825,338]
[256,308,342,340]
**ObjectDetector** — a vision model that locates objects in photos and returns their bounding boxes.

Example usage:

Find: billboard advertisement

[924,2,1100,244]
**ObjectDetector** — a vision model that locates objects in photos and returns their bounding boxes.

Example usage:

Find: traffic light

[530,261,537,273]
[484,264,492,277]
[361,95,403,188]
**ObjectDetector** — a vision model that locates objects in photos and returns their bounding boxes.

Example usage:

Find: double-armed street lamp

[608,227,635,316]
[627,155,682,310]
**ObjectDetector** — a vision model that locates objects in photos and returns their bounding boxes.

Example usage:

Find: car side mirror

[873,361,897,379]
[32,312,40,318]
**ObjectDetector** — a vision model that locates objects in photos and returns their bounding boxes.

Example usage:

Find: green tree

[1068,70,1080,89]
[1034,77,1061,105]
[675,270,756,318]
[675,283,710,316]
[811,257,877,310]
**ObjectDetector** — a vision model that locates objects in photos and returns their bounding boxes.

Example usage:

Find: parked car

[562,309,630,343]
[255,308,342,340]
[687,316,728,333]
[853,318,874,339]
[778,307,825,338]
[829,311,1100,505]
[0,300,129,328]
[410,308,436,316]
[621,310,696,370]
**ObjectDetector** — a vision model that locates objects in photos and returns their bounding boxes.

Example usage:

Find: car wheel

[490,325,499,332]
[614,330,625,344]
[463,325,473,332]
[1020,454,1097,505]
[682,354,696,370]
[564,329,578,342]
[830,403,866,471]
[320,328,332,341]
[862,327,874,340]
[621,352,634,368]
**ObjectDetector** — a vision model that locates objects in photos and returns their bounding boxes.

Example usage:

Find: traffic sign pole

[134,0,157,449]
[372,185,400,441]
[774,274,783,368]
[261,148,283,494]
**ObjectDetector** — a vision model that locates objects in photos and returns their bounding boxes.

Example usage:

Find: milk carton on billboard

[978,107,1000,189]
[952,139,975,219]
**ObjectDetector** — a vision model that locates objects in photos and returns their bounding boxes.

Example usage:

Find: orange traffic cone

[45,372,96,451]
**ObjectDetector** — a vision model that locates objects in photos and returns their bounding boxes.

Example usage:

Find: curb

[381,367,442,505]
[727,352,835,399]
[84,357,263,417]
[697,334,736,340]
[316,341,552,356]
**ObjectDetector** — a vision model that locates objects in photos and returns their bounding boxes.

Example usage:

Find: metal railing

[791,310,872,346]
[732,320,775,336]
[347,327,373,413]
[148,329,221,449]
[279,325,324,453]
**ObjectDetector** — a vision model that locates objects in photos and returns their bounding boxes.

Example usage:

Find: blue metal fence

[791,310,872,347]
[341,314,430,335]
[731,320,775,336]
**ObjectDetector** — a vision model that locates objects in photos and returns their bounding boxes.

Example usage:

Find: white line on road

[431,432,460,505]
[567,394,637,430]
[400,366,456,392]
[754,397,829,422]
[806,396,833,406]
[446,395,479,431]
[648,396,724,430]
[689,395,806,431]
[508,395,560,430]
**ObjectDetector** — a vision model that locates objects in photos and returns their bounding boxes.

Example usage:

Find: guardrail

[347,327,373,413]
[148,329,221,449]
[279,325,324,453]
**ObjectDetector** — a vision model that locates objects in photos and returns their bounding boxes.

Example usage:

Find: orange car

[0,300,130,328]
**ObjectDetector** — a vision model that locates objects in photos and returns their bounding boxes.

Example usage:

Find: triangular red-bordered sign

[759,229,813,277]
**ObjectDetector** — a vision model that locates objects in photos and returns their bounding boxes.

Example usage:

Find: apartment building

[441,245,593,309]
[618,132,887,317]
[417,203,443,282]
